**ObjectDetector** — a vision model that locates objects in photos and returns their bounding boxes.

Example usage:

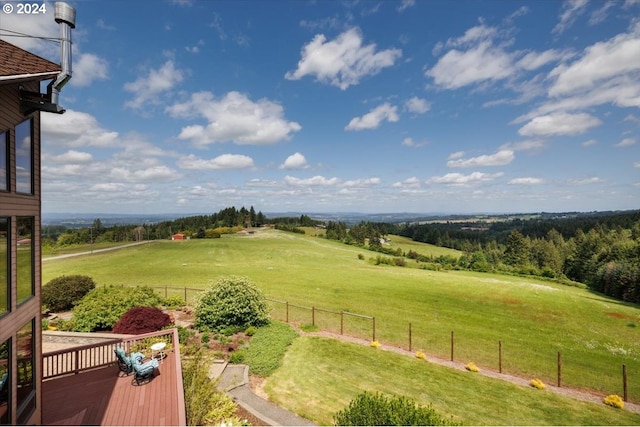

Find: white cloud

[109,165,181,183]
[72,53,109,87]
[447,150,515,168]
[345,103,399,131]
[426,172,504,185]
[448,151,466,160]
[589,1,617,25]
[516,49,572,71]
[280,152,308,170]
[549,24,640,97]
[509,177,544,185]
[500,140,546,152]
[634,161,640,168]
[343,177,381,187]
[0,3,58,58]
[570,177,604,185]
[392,177,421,188]
[404,97,431,114]
[615,138,637,147]
[177,154,254,170]
[553,0,589,35]
[398,0,415,12]
[42,109,119,148]
[285,28,402,90]
[45,150,93,164]
[427,39,514,89]
[518,112,601,136]
[168,91,301,146]
[284,175,341,186]
[582,139,598,147]
[124,60,184,109]
[402,137,429,148]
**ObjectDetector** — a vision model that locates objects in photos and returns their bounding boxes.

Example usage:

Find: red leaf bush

[112,306,172,334]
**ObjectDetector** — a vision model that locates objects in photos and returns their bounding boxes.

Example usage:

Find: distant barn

[172,233,185,241]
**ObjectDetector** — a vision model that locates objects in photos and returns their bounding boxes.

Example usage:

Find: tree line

[397,211,640,304]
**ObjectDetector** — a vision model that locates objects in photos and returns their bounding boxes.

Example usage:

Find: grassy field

[265,336,640,425]
[42,229,640,402]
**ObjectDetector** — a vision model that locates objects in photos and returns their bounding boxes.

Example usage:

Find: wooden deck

[42,332,185,426]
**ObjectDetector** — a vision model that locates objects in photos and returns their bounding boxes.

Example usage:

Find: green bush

[182,348,242,425]
[42,275,96,312]
[334,391,460,426]
[194,276,269,331]
[244,321,298,377]
[162,295,185,309]
[71,285,163,332]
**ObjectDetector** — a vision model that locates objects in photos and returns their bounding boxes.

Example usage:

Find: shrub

[334,391,460,426]
[42,275,96,312]
[465,362,479,372]
[112,306,172,334]
[370,340,381,348]
[173,325,195,345]
[162,295,185,309]
[71,285,163,332]
[195,276,269,331]
[604,394,624,409]
[244,322,298,377]
[530,378,546,390]
[182,348,242,425]
[415,351,427,360]
[228,348,246,364]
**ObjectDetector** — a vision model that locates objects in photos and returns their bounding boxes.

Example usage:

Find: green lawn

[42,229,640,401]
[265,336,640,426]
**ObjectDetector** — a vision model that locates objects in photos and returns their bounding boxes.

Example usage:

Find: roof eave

[0,71,59,85]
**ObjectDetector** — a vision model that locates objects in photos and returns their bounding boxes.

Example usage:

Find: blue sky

[1,0,639,215]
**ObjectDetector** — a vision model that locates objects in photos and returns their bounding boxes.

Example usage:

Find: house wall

[0,80,43,425]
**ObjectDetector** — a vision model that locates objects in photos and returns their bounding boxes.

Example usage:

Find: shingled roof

[0,39,60,81]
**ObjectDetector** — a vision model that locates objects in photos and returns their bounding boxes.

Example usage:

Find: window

[15,119,33,195]
[0,218,7,315]
[0,131,7,192]
[0,337,9,424]
[16,217,34,305]
[16,320,34,424]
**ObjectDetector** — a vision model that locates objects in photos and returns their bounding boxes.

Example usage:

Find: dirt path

[302,330,640,415]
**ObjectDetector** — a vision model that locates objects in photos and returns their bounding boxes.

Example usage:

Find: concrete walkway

[210,362,316,426]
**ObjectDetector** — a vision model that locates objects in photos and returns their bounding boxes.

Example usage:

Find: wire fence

[151,285,635,403]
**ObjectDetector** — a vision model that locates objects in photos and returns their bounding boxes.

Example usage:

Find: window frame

[0,336,11,425]
[0,217,8,317]
[15,319,35,424]
[15,217,34,306]
[0,130,7,193]
[15,119,34,196]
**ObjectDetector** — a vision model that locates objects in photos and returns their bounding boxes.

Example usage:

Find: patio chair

[131,353,159,386]
[114,347,142,376]
[0,372,7,403]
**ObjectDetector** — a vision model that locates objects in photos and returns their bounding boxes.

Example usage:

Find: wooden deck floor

[42,352,183,426]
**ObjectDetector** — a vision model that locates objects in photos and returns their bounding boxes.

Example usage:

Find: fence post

[340,311,344,335]
[499,340,502,373]
[450,331,455,361]
[372,317,376,342]
[623,364,628,402]
[409,322,412,352]
[312,306,315,326]
[286,301,289,323]
[184,287,187,304]
[164,285,168,298]
[557,352,562,387]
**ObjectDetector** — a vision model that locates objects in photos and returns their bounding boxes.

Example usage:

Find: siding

[0,80,43,425]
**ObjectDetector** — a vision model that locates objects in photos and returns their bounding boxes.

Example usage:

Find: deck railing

[42,329,177,380]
